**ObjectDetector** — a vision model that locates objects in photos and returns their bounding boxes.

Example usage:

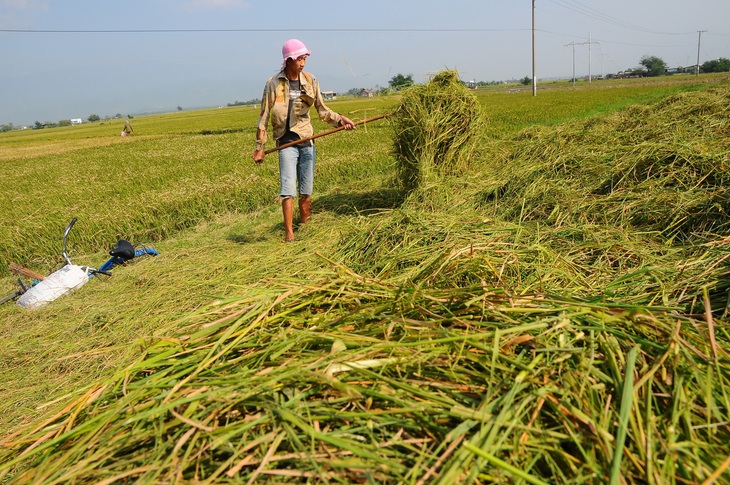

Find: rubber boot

[282,197,295,242]
[299,195,311,224]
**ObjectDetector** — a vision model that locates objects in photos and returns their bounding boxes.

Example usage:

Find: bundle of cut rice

[392,70,486,192]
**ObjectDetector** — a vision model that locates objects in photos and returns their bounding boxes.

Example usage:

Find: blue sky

[1,0,729,125]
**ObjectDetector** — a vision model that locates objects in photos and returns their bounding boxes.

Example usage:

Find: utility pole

[598,41,605,79]
[565,41,577,84]
[532,0,537,96]
[580,34,600,82]
[696,30,707,76]
[588,32,592,82]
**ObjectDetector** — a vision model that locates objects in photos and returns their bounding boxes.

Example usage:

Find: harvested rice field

[1,74,729,484]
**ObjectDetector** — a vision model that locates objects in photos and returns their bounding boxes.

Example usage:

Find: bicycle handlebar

[62,217,78,265]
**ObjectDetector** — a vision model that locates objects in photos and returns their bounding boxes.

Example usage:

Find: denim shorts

[278,144,315,198]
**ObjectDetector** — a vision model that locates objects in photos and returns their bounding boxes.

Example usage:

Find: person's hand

[252,149,265,163]
[340,116,356,130]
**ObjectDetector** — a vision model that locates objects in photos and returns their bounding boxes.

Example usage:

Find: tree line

[634,56,730,76]
[3,56,727,133]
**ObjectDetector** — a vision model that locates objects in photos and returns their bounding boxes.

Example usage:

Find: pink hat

[281,38,310,70]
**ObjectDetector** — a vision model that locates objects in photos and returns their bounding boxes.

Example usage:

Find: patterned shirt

[255,70,342,150]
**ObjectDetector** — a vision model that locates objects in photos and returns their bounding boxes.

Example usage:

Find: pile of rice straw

[392,70,486,192]
[482,84,730,241]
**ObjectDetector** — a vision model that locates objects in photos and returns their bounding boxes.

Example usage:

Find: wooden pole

[9,263,45,280]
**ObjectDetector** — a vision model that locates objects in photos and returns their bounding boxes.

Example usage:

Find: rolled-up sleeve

[255,82,274,150]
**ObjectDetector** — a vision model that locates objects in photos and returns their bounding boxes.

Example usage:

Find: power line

[544,0,696,36]
[538,28,695,48]
[0,27,531,34]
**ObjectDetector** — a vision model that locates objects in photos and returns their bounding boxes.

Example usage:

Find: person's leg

[282,197,295,242]
[298,195,311,224]
[296,144,315,224]
[279,148,299,242]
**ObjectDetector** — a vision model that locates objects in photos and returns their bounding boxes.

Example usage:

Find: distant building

[616,71,643,79]
[70,118,83,125]
[322,91,337,100]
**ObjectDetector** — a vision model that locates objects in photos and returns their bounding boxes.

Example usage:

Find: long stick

[9,262,45,281]
[263,112,390,155]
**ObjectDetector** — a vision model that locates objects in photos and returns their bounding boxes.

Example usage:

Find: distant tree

[520,76,531,86]
[58,119,72,127]
[0,123,13,133]
[177,106,183,111]
[114,113,123,119]
[33,121,45,130]
[227,98,261,107]
[639,55,668,77]
[702,57,730,73]
[388,73,414,91]
[87,114,100,122]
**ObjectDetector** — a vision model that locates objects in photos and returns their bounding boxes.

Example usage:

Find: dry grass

[1,264,727,483]
[2,76,729,484]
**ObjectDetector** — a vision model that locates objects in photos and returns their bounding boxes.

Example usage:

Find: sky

[1,0,729,126]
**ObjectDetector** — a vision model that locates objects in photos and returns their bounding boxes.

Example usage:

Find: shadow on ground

[225,186,406,245]
[314,187,406,217]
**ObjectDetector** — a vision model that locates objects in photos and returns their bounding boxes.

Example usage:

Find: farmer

[252,38,355,242]
[122,119,133,136]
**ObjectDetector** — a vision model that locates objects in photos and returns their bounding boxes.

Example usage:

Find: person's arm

[252,128,266,163]
[337,115,355,130]
[310,74,356,130]
[252,82,273,163]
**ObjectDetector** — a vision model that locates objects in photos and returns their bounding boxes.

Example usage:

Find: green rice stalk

[609,345,640,485]
[463,442,549,485]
